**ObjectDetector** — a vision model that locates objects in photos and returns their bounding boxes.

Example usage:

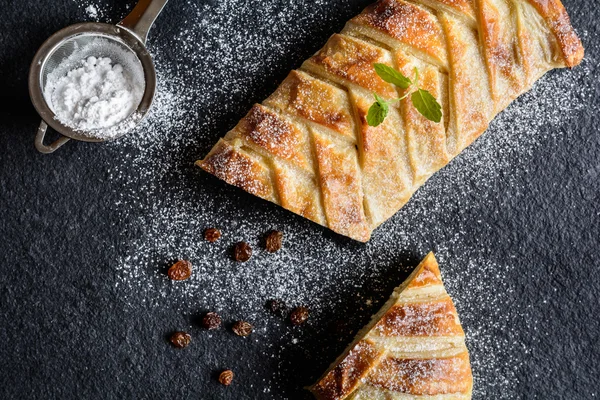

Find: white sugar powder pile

[44,38,145,138]
[47,56,141,131]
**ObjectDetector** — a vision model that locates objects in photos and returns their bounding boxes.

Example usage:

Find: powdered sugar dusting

[97,0,597,397]
[76,1,132,21]
[85,5,98,19]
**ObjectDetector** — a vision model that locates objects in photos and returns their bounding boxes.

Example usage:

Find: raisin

[204,228,221,243]
[201,312,222,330]
[233,242,252,262]
[290,306,309,326]
[232,320,253,336]
[170,331,191,348]
[265,230,283,253]
[265,299,287,317]
[167,260,192,281]
[219,369,234,386]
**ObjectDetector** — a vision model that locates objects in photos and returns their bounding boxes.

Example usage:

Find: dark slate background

[0,0,598,399]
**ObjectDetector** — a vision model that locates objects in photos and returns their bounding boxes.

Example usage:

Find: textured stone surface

[0,0,599,399]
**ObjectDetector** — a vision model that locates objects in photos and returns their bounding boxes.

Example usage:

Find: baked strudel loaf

[197,0,584,242]
[310,252,472,399]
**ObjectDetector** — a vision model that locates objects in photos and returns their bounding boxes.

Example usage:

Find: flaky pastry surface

[310,253,473,400]
[198,0,583,241]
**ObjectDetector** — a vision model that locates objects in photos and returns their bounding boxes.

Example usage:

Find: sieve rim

[28,22,156,143]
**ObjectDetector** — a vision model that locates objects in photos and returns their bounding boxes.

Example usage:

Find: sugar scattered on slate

[88,1,598,397]
[85,5,98,19]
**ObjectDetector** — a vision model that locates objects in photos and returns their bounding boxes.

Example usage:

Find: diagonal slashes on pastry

[310,252,473,399]
[197,0,584,242]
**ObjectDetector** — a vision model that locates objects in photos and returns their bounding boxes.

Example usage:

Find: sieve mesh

[29,24,157,144]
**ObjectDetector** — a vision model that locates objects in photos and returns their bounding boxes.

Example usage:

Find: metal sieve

[28,0,169,154]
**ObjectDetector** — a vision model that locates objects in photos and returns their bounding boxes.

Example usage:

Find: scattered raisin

[233,242,252,262]
[170,331,191,348]
[201,312,222,330]
[290,306,309,326]
[232,320,253,336]
[265,299,287,317]
[167,260,192,281]
[204,228,221,243]
[219,369,234,386]
[265,230,283,253]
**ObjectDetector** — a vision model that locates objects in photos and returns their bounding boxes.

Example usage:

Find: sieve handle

[117,0,169,44]
[35,121,70,154]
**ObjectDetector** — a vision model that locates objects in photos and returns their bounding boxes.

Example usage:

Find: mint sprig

[373,63,411,89]
[411,89,442,123]
[367,64,442,126]
[366,93,389,127]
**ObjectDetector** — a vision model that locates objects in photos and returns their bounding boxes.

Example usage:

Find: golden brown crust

[313,132,371,242]
[352,93,414,227]
[368,352,473,395]
[309,34,397,98]
[525,0,584,67]
[311,340,385,400]
[407,252,443,288]
[196,140,276,202]
[198,0,583,242]
[478,0,525,110]
[311,253,472,399]
[434,0,476,20]
[230,104,310,171]
[272,161,327,225]
[374,298,465,337]
[351,0,448,68]
[264,70,356,140]
[394,49,450,182]
[441,12,494,153]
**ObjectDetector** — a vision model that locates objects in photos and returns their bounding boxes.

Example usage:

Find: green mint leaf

[411,89,442,123]
[373,93,388,106]
[373,63,411,89]
[366,102,387,127]
[367,94,389,127]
